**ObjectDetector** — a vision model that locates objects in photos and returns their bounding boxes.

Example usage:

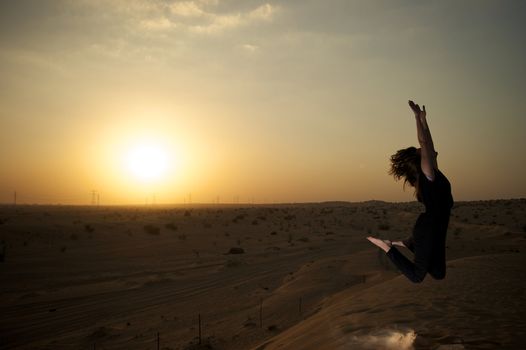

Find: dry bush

[165,223,178,231]
[227,247,245,254]
[144,224,160,235]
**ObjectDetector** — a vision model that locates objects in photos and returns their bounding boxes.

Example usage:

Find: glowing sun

[125,141,169,182]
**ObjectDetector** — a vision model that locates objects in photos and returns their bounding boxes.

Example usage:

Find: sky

[1,0,525,205]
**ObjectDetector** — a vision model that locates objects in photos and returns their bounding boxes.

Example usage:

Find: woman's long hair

[389,146,422,201]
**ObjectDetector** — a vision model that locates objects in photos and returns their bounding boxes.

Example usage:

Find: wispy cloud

[140,17,176,30]
[248,3,275,21]
[0,48,69,76]
[241,44,259,54]
[170,1,206,17]
[163,2,279,34]
[190,4,278,34]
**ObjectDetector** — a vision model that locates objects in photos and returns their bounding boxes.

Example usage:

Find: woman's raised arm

[409,100,438,180]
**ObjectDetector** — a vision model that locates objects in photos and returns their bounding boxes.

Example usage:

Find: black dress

[386,168,454,283]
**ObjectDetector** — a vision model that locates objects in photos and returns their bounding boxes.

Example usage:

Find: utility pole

[91,190,99,206]
[13,191,17,205]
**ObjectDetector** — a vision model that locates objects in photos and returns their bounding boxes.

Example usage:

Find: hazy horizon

[1,0,525,205]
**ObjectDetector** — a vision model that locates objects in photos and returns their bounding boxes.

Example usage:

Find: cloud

[242,44,259,53]
[140,17,175,30]
[0,48,69,76]
[170,1,205,17]
[181,2,279,34]
[130,2,278,35]
[248,4,275,21]
[190,13,243,34]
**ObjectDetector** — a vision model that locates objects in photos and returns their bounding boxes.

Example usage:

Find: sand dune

[0,199,525,349]
[252,253,526,350]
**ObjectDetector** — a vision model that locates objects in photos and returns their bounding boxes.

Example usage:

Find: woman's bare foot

[392,240,407,248]
[366,236,392,253]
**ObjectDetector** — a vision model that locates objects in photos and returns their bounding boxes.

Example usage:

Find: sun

[125,141,169,182]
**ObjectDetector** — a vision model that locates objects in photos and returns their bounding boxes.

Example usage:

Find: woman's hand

[409,100,426,119]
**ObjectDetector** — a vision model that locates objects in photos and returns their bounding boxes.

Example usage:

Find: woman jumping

[367,100,454,283]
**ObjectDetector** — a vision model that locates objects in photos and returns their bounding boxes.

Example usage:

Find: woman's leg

[427,238,446,280]
[402,236,415,253]
[386,233,433,283]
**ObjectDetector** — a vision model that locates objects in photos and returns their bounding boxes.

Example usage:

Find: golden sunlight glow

[125,141,169,182]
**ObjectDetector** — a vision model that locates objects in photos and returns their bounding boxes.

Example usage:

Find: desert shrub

[165,223,178,231]
[252,220,258,225]
[297,237,309,242]
[270,231,277,235]
[184,210,191,217]
[233,214,245,222]
[84,224,94,233]
[178,233,187,241]
[227,247,245,254]
[60,246,67,253]
[144,224,160,235]
[203,222,212,228]
[70,233,78,240]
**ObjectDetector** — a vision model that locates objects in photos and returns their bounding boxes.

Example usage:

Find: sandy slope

[0,199,525,349]
[252,253,526,350]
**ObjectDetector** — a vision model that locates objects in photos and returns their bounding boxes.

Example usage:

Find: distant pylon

[91,190,98,206]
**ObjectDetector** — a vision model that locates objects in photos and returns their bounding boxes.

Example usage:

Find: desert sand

[1,199,525,349]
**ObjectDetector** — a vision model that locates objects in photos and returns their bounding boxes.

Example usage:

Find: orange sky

[1,1,525,204]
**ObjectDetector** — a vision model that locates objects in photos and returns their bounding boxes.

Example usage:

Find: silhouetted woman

[367,100,453,283]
